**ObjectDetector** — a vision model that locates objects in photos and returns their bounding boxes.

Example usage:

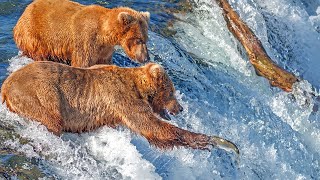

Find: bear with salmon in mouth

[1,61,239,154]
[13,0,150,67]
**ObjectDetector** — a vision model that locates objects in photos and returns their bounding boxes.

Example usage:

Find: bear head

[142,63,183,120]
[117,10,150,63]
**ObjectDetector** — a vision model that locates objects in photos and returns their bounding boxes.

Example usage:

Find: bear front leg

[121,110,238,153]
[146,122,213,150]
[145,117,239,154]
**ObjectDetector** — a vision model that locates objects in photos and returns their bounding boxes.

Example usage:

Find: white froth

[0,105,160,179]
[173,7,252,77]
[171,0,320,179]
[7,54,33,73]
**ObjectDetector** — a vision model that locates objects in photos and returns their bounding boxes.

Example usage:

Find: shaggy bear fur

[1,62,227,150]
[14,0,150,67]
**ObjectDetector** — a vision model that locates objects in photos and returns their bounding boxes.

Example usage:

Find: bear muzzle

[169,104,183,115]
[161,102,184,120]
[159,104,183,120]
[135,44,150,63]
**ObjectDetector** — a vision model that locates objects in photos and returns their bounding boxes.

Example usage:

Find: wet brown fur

[1,62,215,150]
[13,0,150,67]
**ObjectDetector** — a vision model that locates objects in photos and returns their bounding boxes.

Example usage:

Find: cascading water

[0,0,319,179]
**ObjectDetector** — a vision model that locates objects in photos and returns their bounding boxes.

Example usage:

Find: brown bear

[13,0,150,67]
[1,61,239,153]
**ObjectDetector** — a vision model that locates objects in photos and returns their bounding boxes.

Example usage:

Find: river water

[0,0,319,179]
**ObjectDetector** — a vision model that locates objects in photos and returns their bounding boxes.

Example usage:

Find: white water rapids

[1,0,320,179]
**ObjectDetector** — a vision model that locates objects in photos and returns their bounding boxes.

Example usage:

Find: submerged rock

[0,152,46,179]
[0,123,53,179]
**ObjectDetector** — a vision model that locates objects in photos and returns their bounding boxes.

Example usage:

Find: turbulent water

[0,0,320,179]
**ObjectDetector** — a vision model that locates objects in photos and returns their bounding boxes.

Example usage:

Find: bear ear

[118,12,134,25]
[140,11,150,22]
[149,63,164,79]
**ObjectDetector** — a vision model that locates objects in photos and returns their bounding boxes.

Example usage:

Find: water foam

[171,0,320,178]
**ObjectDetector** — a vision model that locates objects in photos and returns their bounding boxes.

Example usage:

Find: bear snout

[166,101,183,116]
[170,104,183,115]
[135,44,150,63]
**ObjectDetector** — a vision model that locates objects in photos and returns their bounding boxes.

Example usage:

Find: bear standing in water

[1,62,239,154]
[13,0,150,67]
